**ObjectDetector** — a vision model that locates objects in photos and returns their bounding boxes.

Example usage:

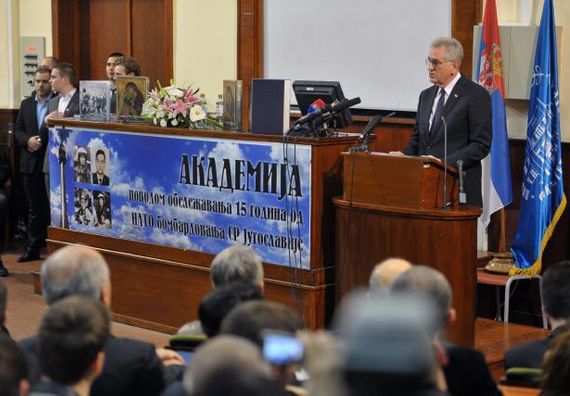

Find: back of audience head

[334,291,440,395]
[184,335,284,396]
[391,265,455,331]
[369,257,412,295]
[114,57,141,77]
[220,300,304,348]
[210,245,264,290]
[41,245,111,307]
[39,296,110,387]
[0,335,29,396]
[541,260,570,326]
[199,282,263,338]
[541,329,570,395]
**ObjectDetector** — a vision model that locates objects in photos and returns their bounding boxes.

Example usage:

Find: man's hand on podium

[388,151,405,156]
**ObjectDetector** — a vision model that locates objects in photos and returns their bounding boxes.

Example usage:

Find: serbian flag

[510,0,566,275]
[475,0,513,229]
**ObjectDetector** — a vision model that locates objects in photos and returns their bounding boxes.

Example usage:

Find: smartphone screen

[262,331,304,365]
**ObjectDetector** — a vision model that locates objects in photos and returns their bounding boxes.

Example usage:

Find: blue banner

[510,0,566,275]
[49,127,312,269]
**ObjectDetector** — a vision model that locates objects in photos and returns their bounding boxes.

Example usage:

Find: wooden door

[52,0,173,86]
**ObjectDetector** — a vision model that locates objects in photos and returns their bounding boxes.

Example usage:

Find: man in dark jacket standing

[14,66,55,262]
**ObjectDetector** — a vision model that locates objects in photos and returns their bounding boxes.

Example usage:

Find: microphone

[441,116,451,208]
[457,159,466,205]
[294,98,327,126]
[287,99,326,135]
[327,97,361,116]
[308,98,326,114]
[349,112,396,153]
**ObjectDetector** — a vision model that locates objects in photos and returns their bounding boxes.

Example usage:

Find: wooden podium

[333,152,481,347]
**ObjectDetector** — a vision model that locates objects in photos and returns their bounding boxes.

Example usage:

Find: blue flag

[510,0,567,276]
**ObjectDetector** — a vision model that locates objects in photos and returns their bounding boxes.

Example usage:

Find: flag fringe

[509,194,567,276]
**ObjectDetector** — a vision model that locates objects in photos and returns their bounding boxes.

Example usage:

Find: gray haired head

[391,265,452,329]
[41,245,110,305]
[430,37,464,64]
[210,245,264,288]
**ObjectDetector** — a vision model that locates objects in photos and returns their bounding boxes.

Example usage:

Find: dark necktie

[430,88,446,134]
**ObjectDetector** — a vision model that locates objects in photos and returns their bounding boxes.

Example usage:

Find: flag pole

[485,207,514,273]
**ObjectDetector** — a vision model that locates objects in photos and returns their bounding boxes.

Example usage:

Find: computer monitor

[292,80,353,128]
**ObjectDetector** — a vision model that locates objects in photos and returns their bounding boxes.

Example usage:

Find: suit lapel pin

[454,93,458,98]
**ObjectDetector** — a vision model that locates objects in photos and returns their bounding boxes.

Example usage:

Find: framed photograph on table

[116,76,149,121]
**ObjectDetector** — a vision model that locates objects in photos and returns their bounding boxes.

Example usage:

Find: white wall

[0,0,20,107]
[174,0,237,111]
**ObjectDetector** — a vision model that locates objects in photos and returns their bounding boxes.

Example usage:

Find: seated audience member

[334,292,445,395]
[185,336,286,396]
[540,329,570,396]
[220,300,304,348]
[368,257,412,295]
[391,266,501,396]
[114,57,141,77]
[20,245,179,395]
[199,282,263,338]
[211,244,264,290]
[0,335,30,396]
[30,296,109,396]
[298,331,346,396]
[504,260,570,370]
[177,244,264,335]
[220,300,306,395]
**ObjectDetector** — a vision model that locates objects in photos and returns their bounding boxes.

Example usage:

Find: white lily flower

[189,105,206,122]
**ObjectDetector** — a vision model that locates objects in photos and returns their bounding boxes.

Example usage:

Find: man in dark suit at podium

[402,37,492,207]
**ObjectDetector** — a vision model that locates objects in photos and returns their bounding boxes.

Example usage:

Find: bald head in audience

[369,258,412,295]
[41,245,111,307]
[210,245,264,291]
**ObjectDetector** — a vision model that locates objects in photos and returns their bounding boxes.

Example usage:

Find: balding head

[41,245,111,306]
[369,258,412,294]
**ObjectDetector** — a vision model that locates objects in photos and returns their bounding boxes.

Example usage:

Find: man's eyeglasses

[425,57,449,68]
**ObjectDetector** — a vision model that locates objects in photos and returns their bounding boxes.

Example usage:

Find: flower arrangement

[141,81,223,129]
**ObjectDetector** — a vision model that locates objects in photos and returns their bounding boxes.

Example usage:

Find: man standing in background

[106,52,125,113]
[15,66,55,262]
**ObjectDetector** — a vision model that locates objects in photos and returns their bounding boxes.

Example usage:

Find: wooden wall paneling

[88,0,131,80]
[237,0,263,131]
[452,0,483,79]
[131,0,173,87]
[51,0,83,76]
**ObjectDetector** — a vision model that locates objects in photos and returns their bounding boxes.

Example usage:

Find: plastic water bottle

[215,94,223,121]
